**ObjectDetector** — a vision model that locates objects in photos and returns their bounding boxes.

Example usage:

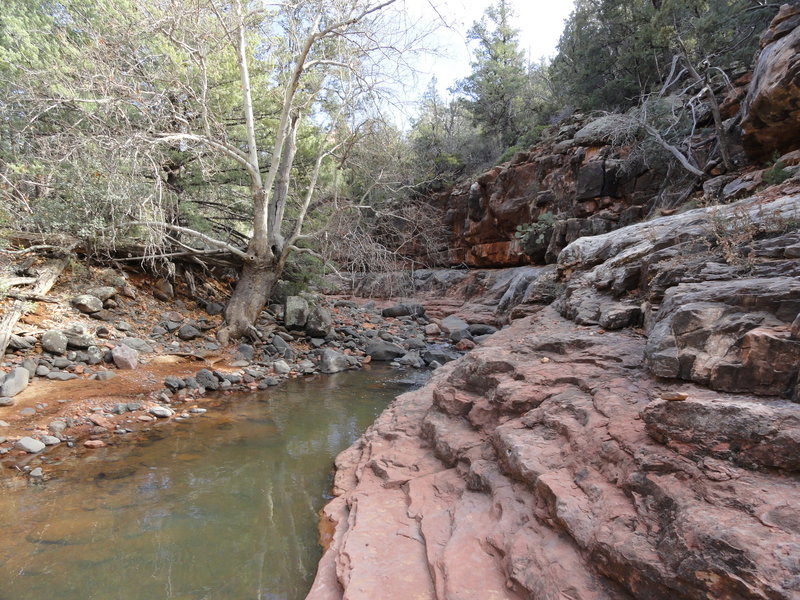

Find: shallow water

[0,367,411,600]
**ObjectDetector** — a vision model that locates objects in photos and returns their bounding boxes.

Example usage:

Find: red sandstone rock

[307,307,800,600]
[83,440,105,449]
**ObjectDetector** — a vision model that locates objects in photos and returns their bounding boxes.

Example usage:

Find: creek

[0,366,416,600]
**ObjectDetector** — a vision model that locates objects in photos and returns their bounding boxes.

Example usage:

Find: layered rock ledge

[307,194,800,600]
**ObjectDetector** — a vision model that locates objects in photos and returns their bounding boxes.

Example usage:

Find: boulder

[205,302,225,316]
[71,294,103,314]
[381,303,425,318]
[120,337,154,353]
[111,344,138,370]
[41,330,68,355]
[273,360,292,374]
[195,369,219,391]
[65,325,95,349]
[149,406,174,418]
[305,306,334,338]
[86,286,117,301]
[177,323,202,341]
[271,335,295,360]
[440,315,469,335]
[741,15,800,161]
[365,340,406,361]
[284,296,310,329]
[0,367,30,397]
[319,349,350,374]
[15,437,45,453]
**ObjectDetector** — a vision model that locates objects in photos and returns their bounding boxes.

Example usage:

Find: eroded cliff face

[307,193,800,600]
[432,128,663,268]
[427,9,800,271]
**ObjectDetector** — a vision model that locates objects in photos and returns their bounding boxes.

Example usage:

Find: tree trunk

[218,259,279,344]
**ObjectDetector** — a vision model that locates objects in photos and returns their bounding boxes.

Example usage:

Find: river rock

[205,301,225,316]
[271,335,295,360]
[65,325,95,349]
[235,344,255,361]
[285,296,310,329]
[94,371,116,381]
[1,367,30,397]
[47,372,78,381]
[149,406,174,418]
[15,436,45,453]
[41,330,68,355]
[71,294,103,314]
[319,349,350,374]
[440,315,469,335]
[177,323,202,341]
[195,369,219,391]
[272,360,291,375]
[29,467,43,478]
[48,420,67,434]
[424,323,441,336]
[305,306,334,338]
[121,337,154,353]
[382,303,425,318]
[164,375,185,391]
[86,286,117,302]
[40,435,61,446]
[111,344,138,370]
[0,398,14,407]
[365,340,405,361]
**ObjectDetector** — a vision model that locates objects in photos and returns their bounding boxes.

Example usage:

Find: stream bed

[0,366,414,600]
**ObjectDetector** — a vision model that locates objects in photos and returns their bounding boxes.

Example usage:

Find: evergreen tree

[455,0,528,147]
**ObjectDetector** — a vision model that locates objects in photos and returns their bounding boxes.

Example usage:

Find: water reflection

[0,367,410,600]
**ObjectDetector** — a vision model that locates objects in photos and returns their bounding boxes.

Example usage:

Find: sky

[404,0,576,97]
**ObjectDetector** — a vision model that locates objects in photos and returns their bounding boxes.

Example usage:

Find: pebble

[661,392,689,401]
[0,420,10,427]
[19,407,36,416]
[83,440,106,449]
[40,435,61,446]
[189,408,207,414]
[29,467,43,478]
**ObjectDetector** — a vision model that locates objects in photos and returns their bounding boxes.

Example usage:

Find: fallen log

[0,259,67,355]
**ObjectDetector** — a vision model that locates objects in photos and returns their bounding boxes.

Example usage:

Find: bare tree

[2,0,432,341]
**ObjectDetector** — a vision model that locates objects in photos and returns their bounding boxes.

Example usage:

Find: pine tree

[456,0,528,147]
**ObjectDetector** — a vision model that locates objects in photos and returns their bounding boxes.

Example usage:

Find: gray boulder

[41,330,68,355]
[71,294,103,314]
[121,337,154,353]
[195,369,220,391]
[382,303,425,318]
[272,360,292,374]
[319,349,350,374]
[86,286,117,302]
[366,340,406,361]
[177,324,202,341]
[468,324,498,336]
[112,344,139,369]
[285,296,310,329]
[0,367,30,397]
[15,436,45,453]
[271,335,295,360]
[305,306,334,338]
[441,315,469,334]
[65,325,95,349]
[149,406,174,418]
